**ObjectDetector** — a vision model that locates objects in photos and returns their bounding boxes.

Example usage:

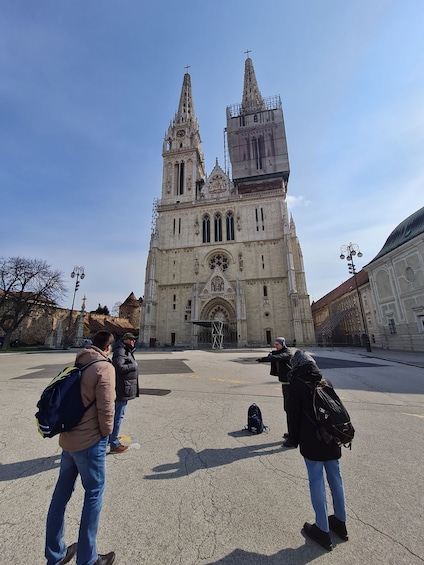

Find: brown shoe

[110,443,129,454]
[59,543,77,564]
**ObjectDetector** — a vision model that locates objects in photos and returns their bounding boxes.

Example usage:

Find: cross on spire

[244,49,251,58]
[184,65,191,73]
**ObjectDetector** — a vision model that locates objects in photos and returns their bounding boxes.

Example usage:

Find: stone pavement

[0,348,423,565]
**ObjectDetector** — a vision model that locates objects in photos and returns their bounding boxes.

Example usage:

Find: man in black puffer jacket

[109,332,139,453]
[285,350,348,552]
[257,337,292,438]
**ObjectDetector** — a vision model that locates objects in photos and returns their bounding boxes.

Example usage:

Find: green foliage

[94,304,110,315]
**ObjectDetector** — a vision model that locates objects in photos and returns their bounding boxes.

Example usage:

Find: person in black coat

[109,332,140,453]
[257,337,292,437]
[285,350,348,551]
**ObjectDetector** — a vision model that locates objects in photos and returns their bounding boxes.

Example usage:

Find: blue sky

[1,0,423,312]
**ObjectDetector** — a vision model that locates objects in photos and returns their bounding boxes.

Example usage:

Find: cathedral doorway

[196,299,237,348]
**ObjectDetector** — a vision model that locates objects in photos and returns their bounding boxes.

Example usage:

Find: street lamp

[339,243,371,352]
[64,266,85,348]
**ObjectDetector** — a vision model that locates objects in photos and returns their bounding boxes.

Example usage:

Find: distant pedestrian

[257,337,293,439]
[109,332,140,453]
[45,331,116,565]
[285,350,348,551]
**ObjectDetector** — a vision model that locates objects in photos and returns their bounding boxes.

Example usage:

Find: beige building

[311,207,424,352]
[311,270,377,348]
[365,206,424,351]
[140,57,315,348]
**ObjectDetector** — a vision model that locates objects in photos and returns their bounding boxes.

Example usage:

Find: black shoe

[94,553,116,565]
[329,514,349,541]
[282,438,295,448]
[59,543,77,564]
[283,433,289,439]
[303,522,333,551]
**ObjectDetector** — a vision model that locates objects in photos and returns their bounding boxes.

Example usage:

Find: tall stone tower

[141,58,314,348]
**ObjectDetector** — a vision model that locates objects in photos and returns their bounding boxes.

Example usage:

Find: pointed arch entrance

[194,298,238,348]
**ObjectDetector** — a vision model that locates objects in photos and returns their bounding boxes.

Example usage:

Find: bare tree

[112,301,122,316]
[0,257,67,349]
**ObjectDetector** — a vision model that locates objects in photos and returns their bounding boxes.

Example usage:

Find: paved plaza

[1,346,424,564]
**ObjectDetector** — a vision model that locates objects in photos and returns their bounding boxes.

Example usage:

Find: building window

[388,318,397,334]
[252,136,265,169]
[209,253,228,271]
[255,207,265,232]
[405,266,415,282]
[263,285,268,297]
[202,214,210,243]
[226,212,235,241]
[174,162,185,195]
[214,212,222,242]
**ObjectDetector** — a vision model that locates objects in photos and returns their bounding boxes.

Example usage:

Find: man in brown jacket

[45,331,116,565]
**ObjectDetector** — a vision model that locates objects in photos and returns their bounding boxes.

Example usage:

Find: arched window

[174,161,185,195]
[209,253,228,271]
[263,285,268,297]
[226,211,234,241]
[214,212,222,242]
[252,136,265,169]
[202,214,210,243]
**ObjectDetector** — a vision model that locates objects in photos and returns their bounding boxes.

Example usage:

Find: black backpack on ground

[245,403,269,434]
[304,378,355,449]
[35,360,106,438]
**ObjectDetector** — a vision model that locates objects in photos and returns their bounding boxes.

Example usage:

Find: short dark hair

[92,331,114,351]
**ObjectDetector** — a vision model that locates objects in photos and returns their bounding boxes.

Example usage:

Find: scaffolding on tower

[151,198,159,236]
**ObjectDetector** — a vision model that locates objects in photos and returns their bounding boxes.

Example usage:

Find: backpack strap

[295,377,325,439]
[79,359,110,371]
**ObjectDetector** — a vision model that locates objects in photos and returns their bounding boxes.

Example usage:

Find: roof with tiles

[121,292,140,308]
[84,314,137,338]
[311,269,369,312]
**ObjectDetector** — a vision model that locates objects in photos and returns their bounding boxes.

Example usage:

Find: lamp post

[64,266,85,348]
[339,243,371,352]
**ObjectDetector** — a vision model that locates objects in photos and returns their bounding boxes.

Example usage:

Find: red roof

[311,269,369,312]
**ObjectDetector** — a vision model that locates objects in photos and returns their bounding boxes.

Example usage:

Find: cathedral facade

[140,58,315,348]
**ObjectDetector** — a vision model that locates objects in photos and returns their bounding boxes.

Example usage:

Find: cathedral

[140,57,315,348]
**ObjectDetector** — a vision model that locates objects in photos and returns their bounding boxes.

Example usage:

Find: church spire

[162,70,205,203]
[241,57,266,114]
[175,72,195,125]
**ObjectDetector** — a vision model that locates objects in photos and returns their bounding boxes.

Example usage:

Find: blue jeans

[109,400,128,449]
[45,437,107,565]
[304,458,346,532]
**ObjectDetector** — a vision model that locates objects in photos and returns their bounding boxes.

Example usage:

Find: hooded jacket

[59,345,116,452]
[112,340,139,401]
[286,352,341,461]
